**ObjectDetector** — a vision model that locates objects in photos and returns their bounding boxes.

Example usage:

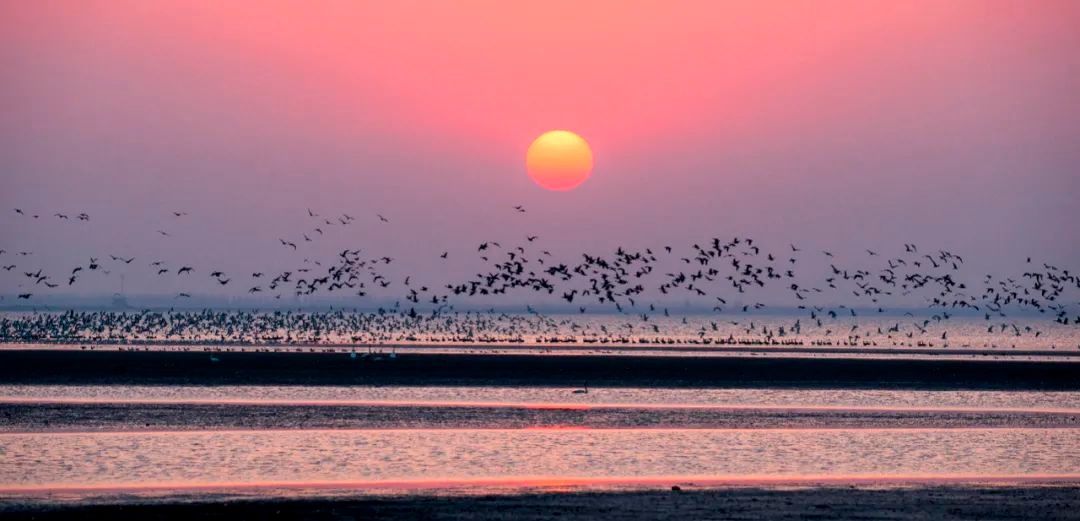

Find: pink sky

[1,1,1078,296]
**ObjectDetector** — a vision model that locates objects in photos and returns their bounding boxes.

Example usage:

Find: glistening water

[1,384,1078,503]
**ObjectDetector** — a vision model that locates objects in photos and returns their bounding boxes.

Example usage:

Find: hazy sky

[2,1,1078,300]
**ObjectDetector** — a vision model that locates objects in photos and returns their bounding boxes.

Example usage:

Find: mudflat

[3,484,1079,520]
[0,349,1078,389]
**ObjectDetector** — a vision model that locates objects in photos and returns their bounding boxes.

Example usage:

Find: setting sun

[525,130,593,191]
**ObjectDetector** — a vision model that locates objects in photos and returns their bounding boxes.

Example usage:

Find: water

[3,312,1078,352]
[3,385,1080,412]
[2,385,1079,502]
[3,428,1077,493]
[3,313,1078,501]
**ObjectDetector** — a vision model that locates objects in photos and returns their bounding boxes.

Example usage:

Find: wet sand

[4,402,1080,432]
[0,350,1077,389]
[2,483,1078,520]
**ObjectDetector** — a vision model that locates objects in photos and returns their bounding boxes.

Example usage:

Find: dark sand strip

[1,350,1078,389]
[3,402,1079,432]
[2,484,1078,520]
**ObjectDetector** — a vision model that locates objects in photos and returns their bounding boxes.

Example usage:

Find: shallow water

[4,385,1079,410]
[6,402,1080,432]
[2,428,1077,494]
[1,384,1079,502]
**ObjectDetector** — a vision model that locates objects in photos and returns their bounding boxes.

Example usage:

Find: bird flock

[2,206,1078,348]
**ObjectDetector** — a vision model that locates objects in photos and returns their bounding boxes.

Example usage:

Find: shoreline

[1,350,1078,389]
[2,481,1078,520]
[3,474,1079,496]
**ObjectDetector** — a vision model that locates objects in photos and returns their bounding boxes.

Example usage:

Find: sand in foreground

[3,485,1079,520]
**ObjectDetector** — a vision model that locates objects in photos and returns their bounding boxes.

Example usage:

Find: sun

[526,130,593,191]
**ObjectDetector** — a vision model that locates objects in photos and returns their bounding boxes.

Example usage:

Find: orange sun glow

[526,130,593,191]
